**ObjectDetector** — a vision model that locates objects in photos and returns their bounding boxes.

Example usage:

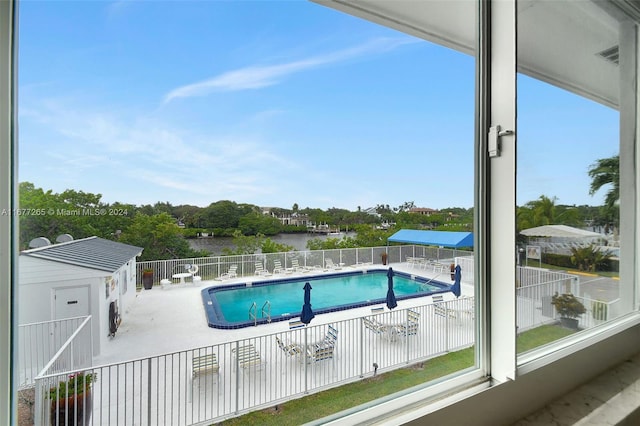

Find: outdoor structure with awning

[388,229,474,248]
[520,225,602,239]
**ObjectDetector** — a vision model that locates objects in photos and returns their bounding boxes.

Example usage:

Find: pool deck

[95,262,473,366]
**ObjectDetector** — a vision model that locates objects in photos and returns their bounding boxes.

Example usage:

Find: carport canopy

[388,229,474,248]
[520,225,601,239]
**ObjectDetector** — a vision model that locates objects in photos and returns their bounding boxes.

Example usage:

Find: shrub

[551,292,586,318]
[49,372,96,400]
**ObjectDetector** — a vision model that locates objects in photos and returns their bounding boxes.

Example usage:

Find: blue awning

[388,229,474,248]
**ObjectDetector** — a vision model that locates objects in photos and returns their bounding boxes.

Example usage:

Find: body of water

[188,232,356,255]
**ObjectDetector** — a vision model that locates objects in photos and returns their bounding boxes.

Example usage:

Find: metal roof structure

[21,236,143,273]
[388,229,474,248]
[520,225,602,239]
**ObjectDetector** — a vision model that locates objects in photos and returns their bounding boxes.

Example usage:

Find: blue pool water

[202,269,451,329]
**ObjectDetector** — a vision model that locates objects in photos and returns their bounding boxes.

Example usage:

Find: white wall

[18,255,138,356]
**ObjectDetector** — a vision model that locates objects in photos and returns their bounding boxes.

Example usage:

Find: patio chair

[273,259,290,274]
[276,336,302,358]
[231,344,264,372]
[254,262,272,277]
[189,352,219,401]
[322,325,339,347]
[287,258,308,273]
[306,342,335,364]
[215,264,238,281]
[398,310,420,337]
[433,296,456,319]
[363,317,385,337]
[325,258,342,270]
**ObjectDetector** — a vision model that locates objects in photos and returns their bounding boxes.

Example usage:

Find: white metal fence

[33,316,93,426]
[136,245,473,289]
[18,316,91,390]
[515,267,617,332]
[35,298,475,426]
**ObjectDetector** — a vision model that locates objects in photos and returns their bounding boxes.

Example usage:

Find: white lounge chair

[287,258,308,273]
[273,259,291,274]
[325,258,342,270]
[216,264,238,281]
[255,262,272,276]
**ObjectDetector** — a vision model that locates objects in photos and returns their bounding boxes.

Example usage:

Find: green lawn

[218,325,576,425]
[517,324,577,353]
[219,348,474,426]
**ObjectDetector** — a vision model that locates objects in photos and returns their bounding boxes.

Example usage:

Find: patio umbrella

[300,282,315,325]
[386,267,398,310]
[451,264,462,298]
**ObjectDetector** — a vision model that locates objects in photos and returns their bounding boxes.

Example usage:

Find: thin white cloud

[19,98,300,206]
[163,37,417,103]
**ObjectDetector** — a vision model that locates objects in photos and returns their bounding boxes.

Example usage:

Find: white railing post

[147,358,152,426]
[359,318,364,377]
[304,326,309,394]
[234,341,240,415]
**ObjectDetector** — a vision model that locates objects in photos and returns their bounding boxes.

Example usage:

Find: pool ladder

[419,272,445,292]
[248,301,272,326]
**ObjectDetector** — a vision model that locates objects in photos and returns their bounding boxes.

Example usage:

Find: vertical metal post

[359,318,364,377]
[147,358,152,426]
[304,326,309,394]
[234,341,239,414]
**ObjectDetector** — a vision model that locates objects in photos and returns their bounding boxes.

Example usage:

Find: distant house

[446,211,461,221]
[362,206,381,217]
[409,207,439,216]
[19,236,143,356]
[278,212,310,227]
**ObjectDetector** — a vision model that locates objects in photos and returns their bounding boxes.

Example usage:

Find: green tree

[238,213,281,235]
[119,213,204,260]
[261,238,295,253]
[222,230,264,255]
[517,195,581,231]
[588,155,619,208]
[570,244,611,272]
[201,200,258,231]
[18,183,134,248]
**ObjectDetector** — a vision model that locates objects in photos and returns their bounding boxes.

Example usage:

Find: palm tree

[517,195,580,231]
[588,155,619,208]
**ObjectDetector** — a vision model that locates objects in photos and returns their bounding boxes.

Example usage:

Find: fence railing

[17,316,91,389]
[515,268,615,332]
[36,298,475,425]
[34,316,93,426]
[136,245,472,289]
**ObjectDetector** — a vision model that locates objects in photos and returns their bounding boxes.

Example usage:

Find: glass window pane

[516,1,635,357]
[17,1,479,424]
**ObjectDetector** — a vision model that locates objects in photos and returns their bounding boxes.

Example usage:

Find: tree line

[17,154,618,261]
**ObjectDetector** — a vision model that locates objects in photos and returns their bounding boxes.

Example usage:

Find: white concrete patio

[95,262,474,366]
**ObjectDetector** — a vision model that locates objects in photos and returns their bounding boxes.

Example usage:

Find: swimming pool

[201,269,451,329]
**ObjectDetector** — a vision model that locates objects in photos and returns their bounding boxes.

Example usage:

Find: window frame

[3,0,640,424]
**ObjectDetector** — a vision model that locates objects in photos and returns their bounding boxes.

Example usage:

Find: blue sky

[18,1,617,211]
